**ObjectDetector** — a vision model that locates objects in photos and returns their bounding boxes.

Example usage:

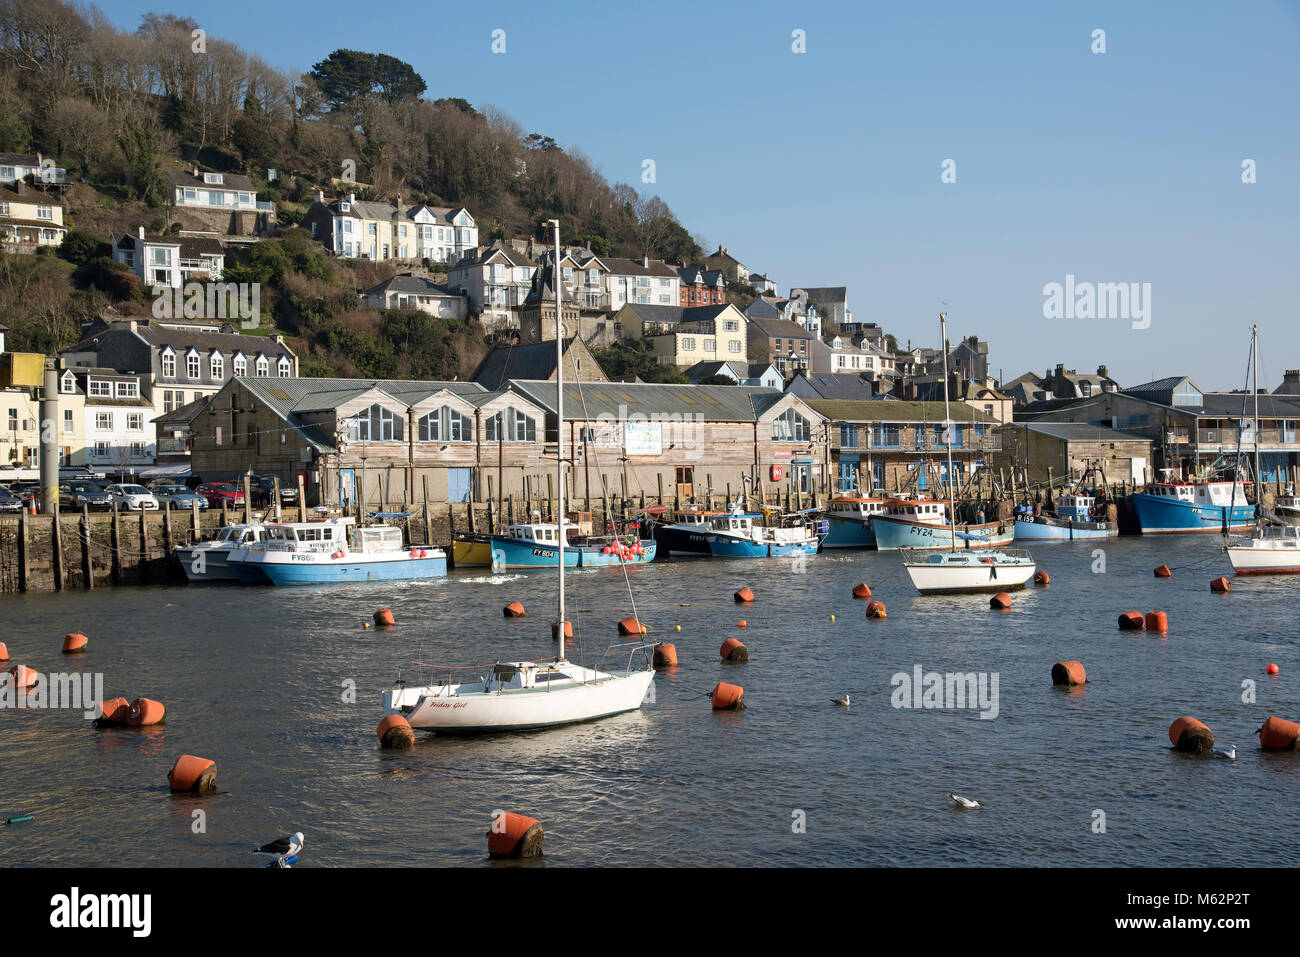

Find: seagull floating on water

[254,831,304,859]
[949,794,982,809]
[1213,745,1237,760]
[830,694,851,707]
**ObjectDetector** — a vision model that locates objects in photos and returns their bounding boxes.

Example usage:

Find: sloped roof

[471,339,606,390]
[748,316,813,338]
[168,169,257,192]
[602,257,679,279]
[506,380,794,422]
[1008,422,1151,443]
[790,371,874,400]
[364,274,461,297]
[792,286,846,303]
[805,399,996,423]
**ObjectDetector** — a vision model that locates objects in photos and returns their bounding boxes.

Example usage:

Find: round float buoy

[488,811,543,858]
[852,583,872,599]
[617,617,647,636]
[374,608,396,627]
[674,624,681,632]
[989,592,1012,610]
[829,614,835,621]
[93,697,131,727]
[1258,715,1300,751]
[1033,570,1050,586]
[0,641,7,661]
[377,714,414,749]
[1144,611,1168,633]
[126,698,165,727]
[1154,564,1172,578]
[710,682,745,710]
[167,754,217,793]
[1210,577,1231,593]
[865,600,886,619]
[653,642,677,668]
[720,637,749,662]
[7,665,36,688]
[1118,611,1145,631]
[551,620,573,641]
[1266,663,1279,676]
[736,619,748,628]
[62,632,88,654]
[1051,660,1087,686]
[1169,716,1215,753]
[503,601,526,618]
[734,587,754,604]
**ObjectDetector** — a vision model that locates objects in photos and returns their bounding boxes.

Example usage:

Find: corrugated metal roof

[506,379,787,422]
[805,399,996,423]
[1008,422,1152,442]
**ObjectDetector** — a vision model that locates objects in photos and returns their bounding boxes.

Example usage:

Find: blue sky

[100,0,1299,390]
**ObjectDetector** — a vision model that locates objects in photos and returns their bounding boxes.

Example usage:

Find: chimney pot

[138,226,145,239]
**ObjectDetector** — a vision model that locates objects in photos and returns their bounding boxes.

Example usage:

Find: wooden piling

[52,507,64,591]
[110,507,121,586]
[17,507,28,592]
[81,504,92,590]
[138,508,148,585]
[243,474,252,523]
[297,473,307,521]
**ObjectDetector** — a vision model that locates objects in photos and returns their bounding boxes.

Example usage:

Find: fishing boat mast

[550,218,567,661]
[1253,323,1261,513]
[940,311,957,552]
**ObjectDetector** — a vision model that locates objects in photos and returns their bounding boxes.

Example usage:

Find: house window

[183,187,197,201]
[60,374,75,394]
[130,442,145,458]
[704,339,716,351]
[87,380,110,397]
[127,413,143,431]
[682,338,696,350]
[771,409,810,442]
[729,341,742,353]
[163,390,175,413]
[255,356,269,376]
[36,205,52,220]
[484,408,535,443]
[873,423,902,448]
[115,381,138,398]
[186,352,200,378]
[277,356,291,377]
[161,351,176,377]
[725,320,739,331]
[346,404,404,442]
[63,410,73,434]
[95,412,112,430]
[233,355,247,377]
[151,247,170,265]
[840,424,859,448]
[419,406,472,442]
[93,441,108,458]
[210,354,223,378]
[6,408,15,431]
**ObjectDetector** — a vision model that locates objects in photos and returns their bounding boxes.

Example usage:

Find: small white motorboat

[1226,524,1300,575]
[174,523,267,582]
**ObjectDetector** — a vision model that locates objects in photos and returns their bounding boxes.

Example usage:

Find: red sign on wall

[770,465,784,482]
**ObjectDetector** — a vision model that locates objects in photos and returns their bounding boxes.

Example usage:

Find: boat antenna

[549,218,567,661]
[940,311,956,552]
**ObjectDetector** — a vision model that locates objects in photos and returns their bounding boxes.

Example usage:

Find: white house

[72,368,156,472]
[813,334,888,376]
[0,181,66,251]
[604,257,680,310]
[167,169,270,213]
[408,205,479,262]
[113,229,225,288]
[362,274,468,319]
[0,152,66,184]
[302,193,477,263]
[447,242,537,330]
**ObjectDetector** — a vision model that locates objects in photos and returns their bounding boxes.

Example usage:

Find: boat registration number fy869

[292,555,318,561]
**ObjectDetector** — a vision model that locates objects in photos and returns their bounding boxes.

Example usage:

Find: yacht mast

[551,219,566,660]
[940,312,956,552]
[1253,323,1261,508]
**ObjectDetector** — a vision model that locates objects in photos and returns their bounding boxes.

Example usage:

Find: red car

[197,482,246,508]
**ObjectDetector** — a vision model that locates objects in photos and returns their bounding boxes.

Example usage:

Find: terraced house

[302,192,478,262]
[616,303,749,367]
[447,242,537,332]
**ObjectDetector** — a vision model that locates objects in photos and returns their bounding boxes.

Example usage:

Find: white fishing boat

[225,517,446,584]
[902,312,1036,594]
[380,219,656,734]
[175,523,267,582]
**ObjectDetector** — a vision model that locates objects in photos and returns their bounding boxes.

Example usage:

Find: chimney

[394,195,401,219]
[1097,364,1109,379]
[1283,370,1300,384]
[193,167,200,177]
[138,226,145,240]
[315,189,324,203]
[642,255,649,268]
[347,192,355,204]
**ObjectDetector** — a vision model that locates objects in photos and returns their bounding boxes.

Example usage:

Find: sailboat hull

[903,555,1037,594]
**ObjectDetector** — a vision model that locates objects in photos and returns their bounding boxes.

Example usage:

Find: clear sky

[99,0,1299,390]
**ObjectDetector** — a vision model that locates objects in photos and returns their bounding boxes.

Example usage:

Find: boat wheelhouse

[1014,492,1117,541]
[873,497,1013,551]
[820,495,889,549]
[225,518,446,584]
[1226,524,1300,575]
[175,523,267,582]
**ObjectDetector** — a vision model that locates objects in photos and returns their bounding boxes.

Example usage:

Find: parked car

[61,481,113,511]
[0,488,23,513]
[103,484,159,511]
[250,474,299,508]
[197,482,245,508]
[150,484,208,510]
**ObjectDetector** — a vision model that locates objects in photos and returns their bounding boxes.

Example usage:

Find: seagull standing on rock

[949,794,982,809]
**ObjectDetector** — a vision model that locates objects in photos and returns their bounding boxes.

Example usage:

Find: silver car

[104,483,160,511]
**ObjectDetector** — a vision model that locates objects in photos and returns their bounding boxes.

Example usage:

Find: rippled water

[2,537,1298,867]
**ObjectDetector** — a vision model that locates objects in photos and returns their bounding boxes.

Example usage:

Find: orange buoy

[1033,570,1050,586]
[1154,564,1172,578]
[617,617,647,636]
[720,637,749,662]
[653,642,677,667]
[1118,611,1145,631]
[373,608,396,627]
[1258,715,1300,751]
[1168,716,1214,753]
[736,619,748,628]
[377,714,414,749]
[1266,663,1280,676]
[1144,611,1168,633]
[865,600,886,619]
[1210,577,1231,593]
[1051,660,1087,686]
[710,682,745,710]
[733,587,754,604]
[503,601,526,618]
[126,698,165,727]
[62,632,88,654]
[0,641,9,661]
[989,592,1012,610]
[488,811,543,858]
[7,664,36,688]
[852,583,872,599]
[93,697,131,727]
[551,620,573,641]
[167,754,217,793]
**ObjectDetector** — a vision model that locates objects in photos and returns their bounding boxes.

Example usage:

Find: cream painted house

[616,303,749,367]
[0,181,66,252]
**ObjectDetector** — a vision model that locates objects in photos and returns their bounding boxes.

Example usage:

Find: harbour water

[2,537,1298,868]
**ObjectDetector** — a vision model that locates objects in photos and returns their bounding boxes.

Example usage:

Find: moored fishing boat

[648,505,728,556]
[703,510,824,558]
[1013,492,1117,541]
[225,517,446,584]
[487,518,656,569]
[175,523,267,582]
[872,498,1013,551]
[820,495,888,548]
[451,533,493,567]
[1130,475,1255,535]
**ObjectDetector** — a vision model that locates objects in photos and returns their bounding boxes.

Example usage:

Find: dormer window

[233,353,247,377]
[186,349,200,379]
[60,372,75,394]
[210,353,223,379]
[255,354,269,377]
[277,356,291,377]
[339,202,350,213]
[161,349,176,378]
[203,172,223,185]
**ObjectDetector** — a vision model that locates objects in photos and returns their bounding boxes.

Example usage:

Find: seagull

[949,794,982,809]
[831,694,851,707]
[254,831,304,859]
[1213,745,1237,760]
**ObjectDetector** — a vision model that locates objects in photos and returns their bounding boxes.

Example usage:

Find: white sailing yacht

[1226,325,1300,575]
[381,220,656,733]
[902,312,1036,594]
